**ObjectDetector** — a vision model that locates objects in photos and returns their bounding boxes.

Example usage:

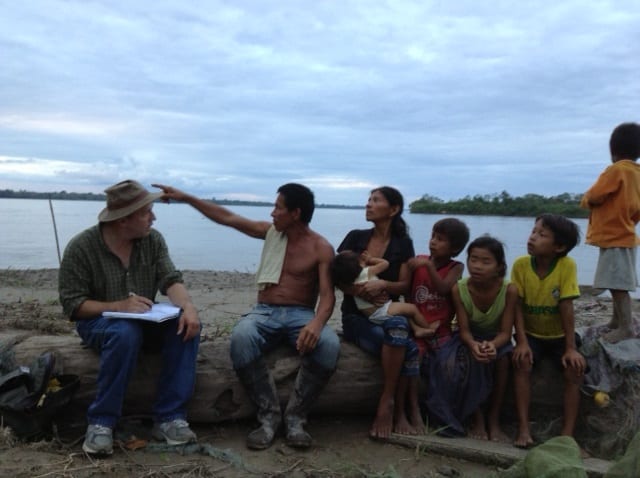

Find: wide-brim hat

[98,180,162,222]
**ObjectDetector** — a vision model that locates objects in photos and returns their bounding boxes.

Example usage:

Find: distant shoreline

[0,192,363,210]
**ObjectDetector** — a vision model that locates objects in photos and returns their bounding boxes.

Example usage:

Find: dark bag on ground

[0,351,79,439]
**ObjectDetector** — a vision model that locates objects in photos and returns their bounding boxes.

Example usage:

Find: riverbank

[0,268,613,335]
[0,269,481,477]
[0,269,626,477]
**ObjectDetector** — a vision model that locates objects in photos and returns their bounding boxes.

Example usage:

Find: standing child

[581,122,640,343]
[331,250,437,338]
[452,236,517,442]
[511,214,587,449]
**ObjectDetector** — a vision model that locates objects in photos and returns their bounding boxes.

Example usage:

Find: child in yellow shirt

[511,214,587,448]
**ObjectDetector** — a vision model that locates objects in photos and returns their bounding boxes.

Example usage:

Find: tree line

[0,189,107,201]
[0,188,588,216]
[0,189,362,210]
[409,191,588,218]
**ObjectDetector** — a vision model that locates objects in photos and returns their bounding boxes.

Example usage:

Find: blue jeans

[76,317,200,428]
[342,313,419,376]
[230,304,340,371]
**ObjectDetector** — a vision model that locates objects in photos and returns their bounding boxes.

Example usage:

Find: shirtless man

[153,183,340,450]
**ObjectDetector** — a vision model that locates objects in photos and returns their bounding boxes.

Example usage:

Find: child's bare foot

[393,414,415,435]
[488,426,510,443]
[370,401,394,439]
[468,425,488,440]
[409,409,425,434]
[468,410,488,440]
[413,321,440,339]
[514,430,534,449]
[413,326,435,339]
[603,327,635,343]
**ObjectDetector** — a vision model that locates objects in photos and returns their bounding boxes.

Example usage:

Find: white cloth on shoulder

[255,224,288,290]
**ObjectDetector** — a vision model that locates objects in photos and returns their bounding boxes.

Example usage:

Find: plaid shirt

[59,224,183,319]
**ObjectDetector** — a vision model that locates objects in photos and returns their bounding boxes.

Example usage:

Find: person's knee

[106,321,143,350]
[312,330,340,370]
[382,316,411,346]
[383,315,410,331]
[231,318,259,343]
[563,366,584,385]
[230,319,262,369]
[514,364,532,377]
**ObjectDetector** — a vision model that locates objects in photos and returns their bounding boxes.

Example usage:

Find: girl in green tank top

[451,236,518,442]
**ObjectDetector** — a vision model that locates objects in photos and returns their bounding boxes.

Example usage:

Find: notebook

[103,303,181,323]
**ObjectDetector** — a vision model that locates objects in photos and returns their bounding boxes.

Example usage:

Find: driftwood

[0,332,386,423]
[4,331,636,461]
[0,331,567,423]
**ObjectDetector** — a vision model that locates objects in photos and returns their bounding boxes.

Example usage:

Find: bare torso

[257,229,329,307]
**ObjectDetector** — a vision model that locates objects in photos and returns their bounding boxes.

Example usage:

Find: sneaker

[82,424,113,455]
[152,418,197,445]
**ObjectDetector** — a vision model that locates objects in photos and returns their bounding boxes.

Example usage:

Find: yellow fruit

[594,391,610,408]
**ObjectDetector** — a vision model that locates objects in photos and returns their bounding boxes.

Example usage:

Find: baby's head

[331,251,363,287]
[430,218,470,258]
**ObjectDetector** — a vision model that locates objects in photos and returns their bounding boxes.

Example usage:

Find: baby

[331,250,438,338]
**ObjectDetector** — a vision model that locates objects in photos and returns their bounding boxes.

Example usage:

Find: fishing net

[578,326,640,459]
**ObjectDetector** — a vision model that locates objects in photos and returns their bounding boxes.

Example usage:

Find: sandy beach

[0,268,621,477]
[0,269,495,477]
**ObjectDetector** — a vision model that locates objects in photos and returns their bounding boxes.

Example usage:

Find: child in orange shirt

[581,122,640,343]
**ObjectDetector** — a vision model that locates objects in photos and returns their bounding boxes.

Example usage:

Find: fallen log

[4,330,631,460]
[0,332,569,422]
[0,332,384,423]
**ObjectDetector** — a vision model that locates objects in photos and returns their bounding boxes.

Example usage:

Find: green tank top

[458,277,508,337]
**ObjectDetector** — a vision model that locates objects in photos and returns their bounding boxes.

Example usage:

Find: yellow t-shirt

[511,255,580,339]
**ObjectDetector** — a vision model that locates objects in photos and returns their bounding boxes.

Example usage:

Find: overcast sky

[1,1,638,206]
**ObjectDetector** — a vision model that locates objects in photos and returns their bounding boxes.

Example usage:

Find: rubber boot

[235,359,282,450]
[283,361,334,449]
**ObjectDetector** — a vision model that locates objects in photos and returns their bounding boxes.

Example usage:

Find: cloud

[0,1,639,204]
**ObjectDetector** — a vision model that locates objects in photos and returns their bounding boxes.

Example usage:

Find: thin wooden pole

[48,196,62,265]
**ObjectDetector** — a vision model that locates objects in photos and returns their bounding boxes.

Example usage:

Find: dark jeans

[76,317,200,427]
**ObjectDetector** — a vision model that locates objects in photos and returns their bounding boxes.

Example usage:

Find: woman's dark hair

[467,235,507,278]
[371,186,409,238]
[330,251,363,287]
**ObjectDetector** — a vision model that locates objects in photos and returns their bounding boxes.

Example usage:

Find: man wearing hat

[59,179,201,456]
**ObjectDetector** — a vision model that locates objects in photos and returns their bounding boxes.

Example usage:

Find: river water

[0,198,609,288]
